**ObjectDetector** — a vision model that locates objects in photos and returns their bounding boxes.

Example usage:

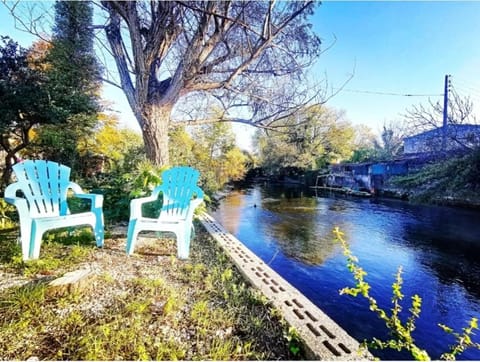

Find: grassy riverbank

[0,224,303,360]
[389,149,480,208]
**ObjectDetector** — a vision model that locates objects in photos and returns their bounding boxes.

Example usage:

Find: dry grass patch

[0,224,303,360]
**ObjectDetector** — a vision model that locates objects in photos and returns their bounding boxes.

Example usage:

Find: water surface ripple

[211,184,480,360]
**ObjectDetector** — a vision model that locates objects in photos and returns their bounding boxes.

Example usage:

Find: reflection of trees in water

[403,215,480,300]
[271,219,336,266]
[260,185,308,200]
[262,197,337,265]
[261,191,317,211]
[217,191,244,235]
[327,202,349,212]
[226,190,247,207]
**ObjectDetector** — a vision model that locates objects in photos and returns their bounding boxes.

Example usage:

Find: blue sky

[1,1,480,149]
[313,1,480,132]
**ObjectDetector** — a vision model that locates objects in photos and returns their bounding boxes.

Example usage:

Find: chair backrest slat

[12,160,71,218]
[160,167,200,219]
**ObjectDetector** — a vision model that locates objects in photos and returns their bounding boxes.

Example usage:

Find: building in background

[403,124,480,155]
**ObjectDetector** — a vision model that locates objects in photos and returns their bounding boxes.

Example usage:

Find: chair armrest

[75,193,104,208]
[5,182,21,199]
[128,184,163,219]
[193,186,204,200]
[130,195,158,219]
[185,187,204,221]
[68,182,103,208]
[190,198,203,210]
[4,183,30,219]
[67,181,84,194]
[151,184,165,199]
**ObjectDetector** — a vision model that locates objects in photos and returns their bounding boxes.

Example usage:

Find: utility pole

[442,74,451,152]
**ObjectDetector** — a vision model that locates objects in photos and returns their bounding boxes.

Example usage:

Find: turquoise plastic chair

[4,160,104,260]
[126,166,204,259]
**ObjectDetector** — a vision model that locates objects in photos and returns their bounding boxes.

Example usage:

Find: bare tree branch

[6,0,324,165]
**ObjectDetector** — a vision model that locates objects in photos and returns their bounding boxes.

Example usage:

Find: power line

[452,82,480,97]
[334,88,443,97]
[452,86,480,99]
[449,84,480,111]
[452,87,480,103]
[451,77,480,104]
[454,79,480,90]
[450,81,480,101]
[453,76,480,92]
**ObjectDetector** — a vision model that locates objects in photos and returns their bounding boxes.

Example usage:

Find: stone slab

[47,268,95,297]
[200,213,372,360]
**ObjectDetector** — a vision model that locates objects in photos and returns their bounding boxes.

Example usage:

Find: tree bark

[97,1,320,167]
[141,103,172,166]
[1,153,15,188]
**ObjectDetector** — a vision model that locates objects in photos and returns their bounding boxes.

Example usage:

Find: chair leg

[126,220,139,255]
[176,225,191,260]
[190,222,196,239]
[186,224,193,244]
[93,214,104,247]
[29,222,44,260]
[19,219,32,261]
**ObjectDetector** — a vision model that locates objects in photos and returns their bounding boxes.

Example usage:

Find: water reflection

[260,196,336,265]
[211,184,480,360]
[215,190,245,235]
[404,223,480,301]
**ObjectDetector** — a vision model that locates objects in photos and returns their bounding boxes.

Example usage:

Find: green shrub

[391,149,480,205]
[334,227,480,360]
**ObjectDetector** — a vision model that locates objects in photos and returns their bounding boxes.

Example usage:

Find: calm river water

[211,184,480,360]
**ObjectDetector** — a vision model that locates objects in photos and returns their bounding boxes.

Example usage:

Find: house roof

[403,124,480,141]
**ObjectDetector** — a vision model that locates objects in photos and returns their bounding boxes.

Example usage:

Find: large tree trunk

[97,1,320,167]
[141,103,172,166]
[1,153,15,188]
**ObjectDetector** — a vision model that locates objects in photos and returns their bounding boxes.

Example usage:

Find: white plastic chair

[4,160,104,260]
[126,166,204,259]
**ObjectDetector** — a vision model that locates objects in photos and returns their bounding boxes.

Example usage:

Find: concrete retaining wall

[200,213,372,360]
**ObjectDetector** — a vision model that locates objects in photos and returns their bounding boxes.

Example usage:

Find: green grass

[0,224,303,360]
[390,149,480,206]
[1,227,96,277]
